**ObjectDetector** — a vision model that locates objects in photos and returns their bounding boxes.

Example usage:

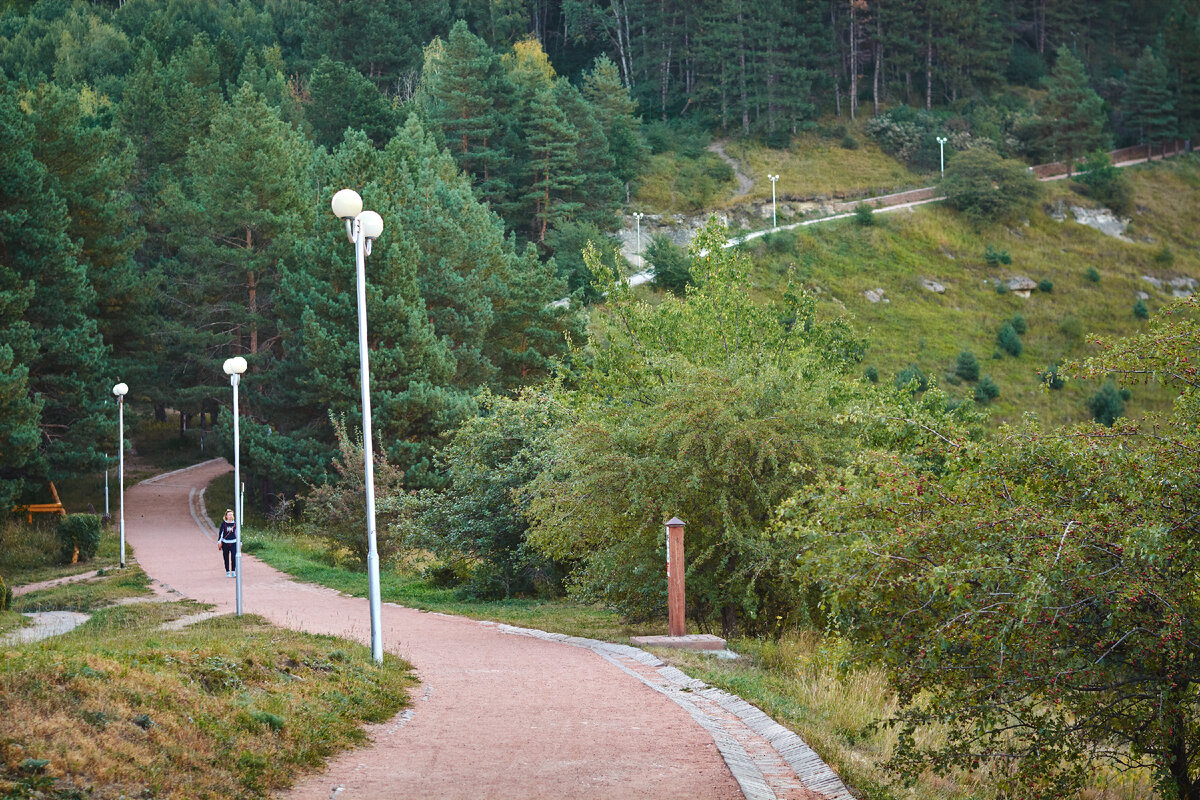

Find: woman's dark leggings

[221,543,237,571]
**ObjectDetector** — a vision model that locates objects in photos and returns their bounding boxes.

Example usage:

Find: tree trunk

[245,226,257,354]
[849,1,857,120]
[925,14,933,111]
[738,7,749,135]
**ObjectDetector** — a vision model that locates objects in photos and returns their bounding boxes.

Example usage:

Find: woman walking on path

[218,509,237,577]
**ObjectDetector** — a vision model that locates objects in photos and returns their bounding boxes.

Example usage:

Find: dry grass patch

[726,130,926,206]
[664,631,1156,800]
[1,605,414,799]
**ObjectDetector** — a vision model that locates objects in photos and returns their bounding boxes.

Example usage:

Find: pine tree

[25,83,154,391]
[161,85,312,418]
[261,128,473,490]
[306,56,400,149]
[0,78,110,491]
[552,78,621,231]
[582,55,647,198]
[1126,46,1177,156]
[485,241,585,391]
[417,21,512,208]
[521,86,581,242]
[1037,46,1109,170]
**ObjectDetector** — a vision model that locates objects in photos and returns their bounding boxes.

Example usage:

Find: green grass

[1,604,414,799]
[662,632,1153,800]
[1,513,416,800]
[237,527,663,642]
[714,155,1200,428]
[635,149,738,214]
[0,519,123,587]
[12,564,153,613]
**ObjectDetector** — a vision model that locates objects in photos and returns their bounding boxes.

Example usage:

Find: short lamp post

[632,211,644,256]
[331,188,385,664]
[222,356,248,616]
[937,136,948,175]
[768,174,780,228]
[112,382,128,568]
[666,517,686,637]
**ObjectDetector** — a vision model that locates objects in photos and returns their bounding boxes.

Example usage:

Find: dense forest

[2,0,1196,508]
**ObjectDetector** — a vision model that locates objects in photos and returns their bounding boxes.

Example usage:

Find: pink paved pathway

[125,459,747,800]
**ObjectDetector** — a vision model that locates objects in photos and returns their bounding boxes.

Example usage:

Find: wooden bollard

[666,517,685,637]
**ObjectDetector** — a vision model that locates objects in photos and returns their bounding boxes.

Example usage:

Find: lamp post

[937,136,948,175]
[768,174,780,228]
[331,188,385,664]
[222,356,248,616]
[632,211,644,256]
[112,382,128,568]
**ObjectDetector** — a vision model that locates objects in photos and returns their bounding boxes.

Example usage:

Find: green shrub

[647,234,693,295]
[1133,299,1149,319]
[1084,266,1100,283]
[1010,313,1027,335]
[1087,380,1131,426]
[1060,315,1084,338]
[895,364,929,393]
[864,365,879,383]
[995,281,1010,295]
[940,148,1040,221]
[1154,245,1175,267]
[0,574,10,611]
[57,514,101,564]
[943,371,962,386]
[997,322,1023,356]
[984,245,1012,266]
[974,375,1000,403]
[1043,363,1066,389]
[840,134,859,150]
[1038,278,1054,293]
[1073,151,1133,214]
[955,350,980,382]
[853,203,876,227]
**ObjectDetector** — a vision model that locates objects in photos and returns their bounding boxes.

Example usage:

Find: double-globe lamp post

[222,356,248,616]
[330,188,385,664]
[768,174,780,228]
[112,382,128,568]
[937,136,948,175]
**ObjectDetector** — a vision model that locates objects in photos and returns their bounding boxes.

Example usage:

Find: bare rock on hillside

[1170,276,1197,297]
[1046,200,1068,222]
[1004,276,1038,297]
[921,279,946,294]
[864,288,889,303]
[1070,206,1132,242]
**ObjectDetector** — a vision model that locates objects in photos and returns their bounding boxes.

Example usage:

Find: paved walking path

[124,459,849,800]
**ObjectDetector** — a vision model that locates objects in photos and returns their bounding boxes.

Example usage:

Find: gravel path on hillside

[124,459,848,800]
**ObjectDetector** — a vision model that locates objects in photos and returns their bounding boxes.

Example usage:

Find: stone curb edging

[481,621,854,800]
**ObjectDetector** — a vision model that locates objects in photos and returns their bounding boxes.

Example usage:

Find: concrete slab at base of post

[631,634,728,651]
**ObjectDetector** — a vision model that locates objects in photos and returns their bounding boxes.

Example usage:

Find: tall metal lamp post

[768,174,780,228]
[112,382,128,568]
[222,356,248,616]
[937,136,948,175]
[330,188,385,664]
[632,211,644,256]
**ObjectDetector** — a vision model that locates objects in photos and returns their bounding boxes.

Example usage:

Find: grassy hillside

[687,155,1200,428]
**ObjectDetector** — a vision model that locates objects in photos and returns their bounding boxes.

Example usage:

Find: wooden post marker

[632,516,726,651]
[666,517,685,637]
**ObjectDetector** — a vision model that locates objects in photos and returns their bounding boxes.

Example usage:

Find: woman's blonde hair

[224,508,234,515]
